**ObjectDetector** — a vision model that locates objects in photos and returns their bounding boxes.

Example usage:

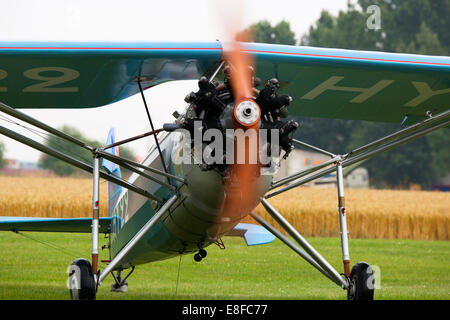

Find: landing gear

[110,266,135,293]
[194,253,202,262]
[111,280,128,293]
[194,246,207,262]
[68,258,97,300]
[347,262,375,300]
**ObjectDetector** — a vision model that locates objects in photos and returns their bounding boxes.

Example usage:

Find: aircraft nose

[233,99,261,129]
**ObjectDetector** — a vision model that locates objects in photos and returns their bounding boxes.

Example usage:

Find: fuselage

[108,108,275,269]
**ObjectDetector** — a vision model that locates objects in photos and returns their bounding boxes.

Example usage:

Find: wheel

[347,262,374,300]
[68,258,97,300]
[194,253,202,262]
[199,249,207,258]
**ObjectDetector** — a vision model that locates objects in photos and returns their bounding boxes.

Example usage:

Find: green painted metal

[0,41,222,108]
[1,41,449,124]
[0,217,111,233]
[109,198,180,266]
[107,127,273,268]
[245,43,450,123]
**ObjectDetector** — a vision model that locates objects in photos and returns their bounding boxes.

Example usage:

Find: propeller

[213,2,263,229]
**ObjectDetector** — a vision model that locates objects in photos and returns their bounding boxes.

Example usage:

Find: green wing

[0,217,112,233]
[245,43,450,123]
[0,41,222,109]
[0,41,449,123]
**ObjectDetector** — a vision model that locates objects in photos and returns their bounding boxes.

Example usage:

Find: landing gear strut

[110,266,135,293]
[194,245,207,262]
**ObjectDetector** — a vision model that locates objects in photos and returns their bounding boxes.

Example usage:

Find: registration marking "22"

[0,67,80,93]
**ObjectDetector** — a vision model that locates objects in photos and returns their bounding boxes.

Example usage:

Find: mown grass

[0,232,448,300]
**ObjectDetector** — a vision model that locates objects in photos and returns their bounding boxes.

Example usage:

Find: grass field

[0,231,449,300]
[0,176,449,300]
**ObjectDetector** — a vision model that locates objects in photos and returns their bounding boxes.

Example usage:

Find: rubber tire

[194,253,202,262]
[347,262,375,301]
[68,258,97,300]
[199,249,207,258]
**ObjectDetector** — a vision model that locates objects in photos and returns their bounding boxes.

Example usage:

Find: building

[1,158,49,176]
[4,158,20,169]
[432,173,450,192]
[275,149,370,189]
[4,159,38,170]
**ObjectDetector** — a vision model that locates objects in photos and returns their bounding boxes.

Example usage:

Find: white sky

[0,0,354,162]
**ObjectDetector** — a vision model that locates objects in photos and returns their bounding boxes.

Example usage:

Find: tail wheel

[347,262,375,301]
[68,258,97,300]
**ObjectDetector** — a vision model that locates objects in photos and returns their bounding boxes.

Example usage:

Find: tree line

[237,0,449,188]
[0,125,135,178]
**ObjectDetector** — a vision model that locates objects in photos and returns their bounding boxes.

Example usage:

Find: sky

[0,0,355,162]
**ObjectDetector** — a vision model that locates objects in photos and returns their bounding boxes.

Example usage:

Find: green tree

[39,125,99,176]
[0,140,5,168]
[358,0,450,54]
[301,4,379,51]
[238,3,449,188]
[426,129,450,177]
[346,121,435,187]
[39,125,136,177]
[297,1,450,188]
[302,0,450,55]
[237,20,297,45]
[397,22,447,56]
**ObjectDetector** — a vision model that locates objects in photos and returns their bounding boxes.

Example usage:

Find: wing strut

[0,101,187,201]
[249,212,335,282]
[253,109,450,293]
[137,79,170,182]
[0,100,190,280]
[0,123,164,203]
[268,109,450,196]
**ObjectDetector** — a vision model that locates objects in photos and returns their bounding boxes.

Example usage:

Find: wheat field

[0,176,449,240]
[248,187,450,240]
[0,176,109,218]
